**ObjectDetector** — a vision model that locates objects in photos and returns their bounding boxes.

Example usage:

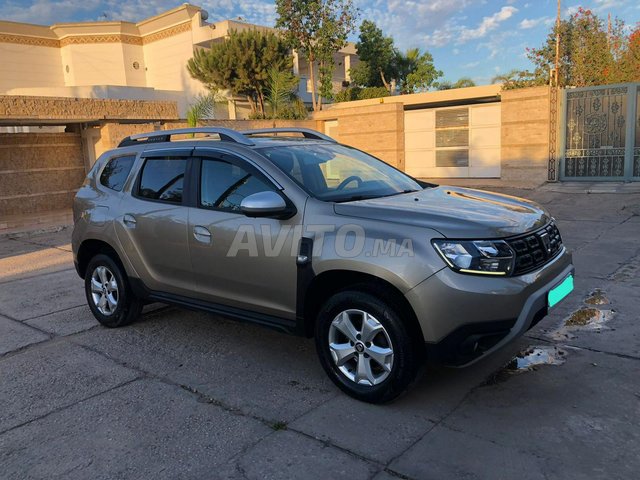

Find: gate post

[624,85,637,179]
[548,86,560,181]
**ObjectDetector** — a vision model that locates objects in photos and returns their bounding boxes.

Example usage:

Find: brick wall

[500,86,551,187]
[0,133,84,216]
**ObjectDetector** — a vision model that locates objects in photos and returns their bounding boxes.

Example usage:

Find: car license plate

[548,274,574,308]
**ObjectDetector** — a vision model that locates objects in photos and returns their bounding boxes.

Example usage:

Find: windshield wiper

[334,190,419,203]
[333,194,380,203]
[376,189,420,198]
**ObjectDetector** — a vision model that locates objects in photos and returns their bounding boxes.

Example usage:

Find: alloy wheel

[90,265,119,316]
[328,309,394,386]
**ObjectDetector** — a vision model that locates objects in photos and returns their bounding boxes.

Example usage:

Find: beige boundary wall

[313,103,405,169]
[0,119,318,219]
[312,85,552,188]
[0,133,84,217]
[500,86,551,187]
[97,119,319,152]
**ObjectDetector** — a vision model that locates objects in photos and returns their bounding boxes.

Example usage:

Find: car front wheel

[315,290,421,403]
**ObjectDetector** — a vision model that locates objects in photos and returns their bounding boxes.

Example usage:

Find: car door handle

[123,214,137,228]
[193,225,212,244]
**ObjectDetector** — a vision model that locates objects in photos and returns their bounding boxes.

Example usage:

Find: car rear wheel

[85,254,142,328]
[315,290,421,403]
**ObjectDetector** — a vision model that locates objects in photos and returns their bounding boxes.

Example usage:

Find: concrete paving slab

[0,269,83,320]
[290,395,436,464]
[0,239,42,260]
[6,227,72,250]
[442,347,640,480]
[0,378,271,480]
[0,246,73,283]
[73,309,338,423]
[532,193,632,223]
[543,282,640,359]
[24,305,96,337]
[0,315,49,355]
[370,471,400,480]
[22,304,171,337]
[389,424,548,480]
[229,429,379,480]
[289,340,522,464]
[571,245,639,279]
[0,340,138,432]
[553,218,611,251]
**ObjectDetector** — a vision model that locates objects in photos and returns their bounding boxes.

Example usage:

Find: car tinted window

[259,144,421,202]
[138,157,187,204]
[100,155,136,191]
[200,159,274,212]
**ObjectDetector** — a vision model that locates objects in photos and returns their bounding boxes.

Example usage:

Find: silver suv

[73,127,574,403]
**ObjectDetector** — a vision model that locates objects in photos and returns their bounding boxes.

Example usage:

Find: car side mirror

[240,191,293,218]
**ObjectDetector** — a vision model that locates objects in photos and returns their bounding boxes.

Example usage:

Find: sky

[0,0,638,85]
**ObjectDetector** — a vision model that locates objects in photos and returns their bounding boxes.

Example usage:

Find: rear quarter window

[137,157,187,204]
[100,155,136,191]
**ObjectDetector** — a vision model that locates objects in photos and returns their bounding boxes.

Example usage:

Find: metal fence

[560,82,639,181]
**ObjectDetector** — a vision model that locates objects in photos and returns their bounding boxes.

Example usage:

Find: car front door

[115,149,194,297]
[187,150,302,321]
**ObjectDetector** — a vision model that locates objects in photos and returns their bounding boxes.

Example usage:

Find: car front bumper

[405,247,574,366]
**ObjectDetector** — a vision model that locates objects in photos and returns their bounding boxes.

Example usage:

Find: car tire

[85,254,142,328]
[315,289,421,403]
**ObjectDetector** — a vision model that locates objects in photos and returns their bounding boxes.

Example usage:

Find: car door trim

[127,277,297,334]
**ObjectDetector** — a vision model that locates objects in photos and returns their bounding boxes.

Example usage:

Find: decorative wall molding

[0,33,60,48]
[0,21,191,48]
[142,22,192,45]
[59,34,143,47]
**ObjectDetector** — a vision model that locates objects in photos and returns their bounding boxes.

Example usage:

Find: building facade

[0,3,358,118]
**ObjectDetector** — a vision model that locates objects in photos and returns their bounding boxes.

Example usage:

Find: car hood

[333,186,550,238]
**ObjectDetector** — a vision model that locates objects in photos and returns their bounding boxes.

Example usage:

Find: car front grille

[507,222,563,275]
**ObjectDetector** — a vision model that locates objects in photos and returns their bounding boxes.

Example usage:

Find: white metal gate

[404,103,501,178]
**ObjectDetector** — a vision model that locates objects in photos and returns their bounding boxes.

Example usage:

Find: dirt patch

[566,307,601,326]
[550,307,614,340]
[584,289,610,305]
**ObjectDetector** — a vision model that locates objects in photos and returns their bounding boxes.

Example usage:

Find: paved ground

[1,186,639,480]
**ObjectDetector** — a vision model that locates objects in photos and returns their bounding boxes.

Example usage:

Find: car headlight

[432,239,515,276]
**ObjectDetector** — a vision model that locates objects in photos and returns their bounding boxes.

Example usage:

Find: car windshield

[259,143,422,202]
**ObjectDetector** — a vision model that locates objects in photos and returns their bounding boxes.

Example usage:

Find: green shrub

[334,86,390,102]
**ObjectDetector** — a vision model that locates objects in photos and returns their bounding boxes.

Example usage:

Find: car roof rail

[117,127,255,147]
[240,128,336,143]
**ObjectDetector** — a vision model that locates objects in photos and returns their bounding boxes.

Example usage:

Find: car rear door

[115,148,195,297]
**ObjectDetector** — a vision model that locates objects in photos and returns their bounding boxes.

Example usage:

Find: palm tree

[265,67,307,119]
[436,80,454,90]
[491,69,520,84]
[186,92,225,127]
[453,77,476,88]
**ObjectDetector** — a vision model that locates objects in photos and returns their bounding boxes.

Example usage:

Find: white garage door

[404,103,501,178]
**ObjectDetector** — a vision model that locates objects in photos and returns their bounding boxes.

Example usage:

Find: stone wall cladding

[500,86,551,187]
[0,133,84,216]
[0,95,178,121]
[313,103,404,169]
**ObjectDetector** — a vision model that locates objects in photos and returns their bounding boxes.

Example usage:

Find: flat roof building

[0,3,358,118]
